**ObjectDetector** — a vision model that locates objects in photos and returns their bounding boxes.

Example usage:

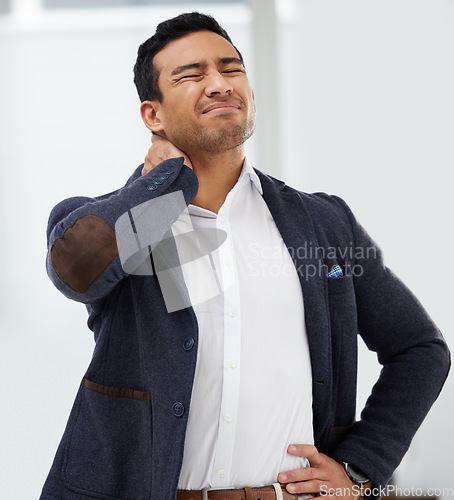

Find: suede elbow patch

[51,214,118,293]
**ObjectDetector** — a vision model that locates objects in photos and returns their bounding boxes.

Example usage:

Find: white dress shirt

[174,160,313,490]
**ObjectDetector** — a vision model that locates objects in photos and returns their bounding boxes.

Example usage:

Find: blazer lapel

[256,170,333,445]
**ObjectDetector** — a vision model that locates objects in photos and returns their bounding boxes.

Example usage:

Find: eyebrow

[170,57,244,77]
[171,63,202,77]
[218,57,244,67]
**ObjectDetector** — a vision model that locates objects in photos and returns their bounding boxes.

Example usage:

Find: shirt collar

[240,158,263,195]
[188,158,262,217]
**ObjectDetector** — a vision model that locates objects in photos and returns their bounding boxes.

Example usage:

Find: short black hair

[133,12,244,102]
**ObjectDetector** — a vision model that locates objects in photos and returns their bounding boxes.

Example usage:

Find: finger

[284,479,324,496]
[142,141,163,175]
[182,154,193,170]
[287,444,323,467]
[278,465,327,485]
[152,135,192,168]
[142,154,154,176]
[146,134,194,172]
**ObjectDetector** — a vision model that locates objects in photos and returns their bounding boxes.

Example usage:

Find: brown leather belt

[177,484,299,500]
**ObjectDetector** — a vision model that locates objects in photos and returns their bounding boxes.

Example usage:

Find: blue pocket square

[327,265,343,278]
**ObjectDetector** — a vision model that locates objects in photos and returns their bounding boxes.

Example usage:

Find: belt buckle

[202,486,234,500]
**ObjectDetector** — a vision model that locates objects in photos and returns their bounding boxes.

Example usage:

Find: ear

[140,100,164,133]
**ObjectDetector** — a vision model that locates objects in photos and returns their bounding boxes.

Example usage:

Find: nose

[204,71,233,96]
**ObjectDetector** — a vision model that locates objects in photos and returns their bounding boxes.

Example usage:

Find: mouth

[202,101,241,114]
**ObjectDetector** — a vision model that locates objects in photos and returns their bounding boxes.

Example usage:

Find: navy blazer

[40,157,450,500]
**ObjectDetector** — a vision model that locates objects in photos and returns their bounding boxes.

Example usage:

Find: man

[40,12,449,500]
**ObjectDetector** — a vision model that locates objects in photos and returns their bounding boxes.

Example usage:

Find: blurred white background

[0,1,452,498]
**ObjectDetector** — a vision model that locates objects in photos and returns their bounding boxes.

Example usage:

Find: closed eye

[178,74,203,81]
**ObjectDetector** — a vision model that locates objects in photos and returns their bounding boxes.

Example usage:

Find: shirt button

[224,258,232,267]
[219,213,226,222]
[229,309,237,318]
[225,414,233,423]
[217,470,225,478]
[172,402,185,417]
[183,337,195,351]
[229,361,237,369]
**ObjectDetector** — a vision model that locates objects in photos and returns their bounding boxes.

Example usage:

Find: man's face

[148,30,256,157]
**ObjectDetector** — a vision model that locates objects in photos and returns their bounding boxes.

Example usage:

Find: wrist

[355,481,373,500]
[340,462,373,499]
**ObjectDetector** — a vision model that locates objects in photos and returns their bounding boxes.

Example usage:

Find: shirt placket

[210,202,241,488]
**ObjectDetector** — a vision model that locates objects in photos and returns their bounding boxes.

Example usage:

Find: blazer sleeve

[46,157,198,304]
[329,196,450,491]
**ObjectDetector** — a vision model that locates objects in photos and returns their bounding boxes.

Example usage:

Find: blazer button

[183,337,195,351]
[172,402,185,417]
[146,184,158,191]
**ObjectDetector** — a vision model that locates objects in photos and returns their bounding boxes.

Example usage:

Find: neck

[190,146,245,213]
